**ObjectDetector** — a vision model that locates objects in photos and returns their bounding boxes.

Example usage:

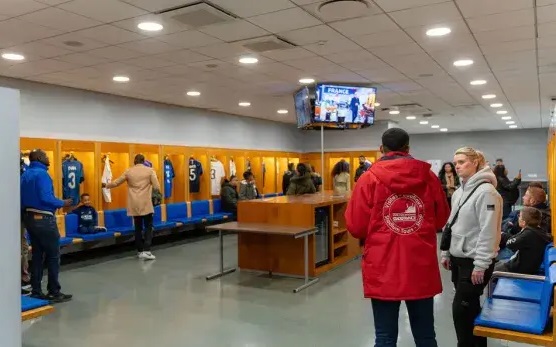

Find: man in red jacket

[346,128,450,347]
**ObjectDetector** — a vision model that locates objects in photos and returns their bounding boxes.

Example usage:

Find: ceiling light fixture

[112,75,130,83]
[501,116,512,120]
[406,116,416,120]
[186,91,200,96]
[389,110,400,115]
[453,59,474,67]
[431,125,440,129]
[277,109,288,114]
[1,53,25,61]
[506,121,515,125]
[419,120,429,125]
[509,125,518,129]
[137,22,163,31]
[440,128,448,132]
[426,27,451,37]
[299,78,315,84]
[374,102,380,107]
[497,110,508,115]
[490,103,503,108]
[482,94,496,99]
[470,79,487,86]
[239,56,258,64]
[238,102,251,107]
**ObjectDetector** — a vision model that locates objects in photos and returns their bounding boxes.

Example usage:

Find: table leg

[293,233,319,293]
[206,229,236,280]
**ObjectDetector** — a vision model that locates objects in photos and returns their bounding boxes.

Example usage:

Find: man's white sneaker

[142,251,156,260]
[137,252,144,259]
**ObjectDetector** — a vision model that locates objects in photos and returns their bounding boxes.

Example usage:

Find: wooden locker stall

[60,140,98,210]
[245,154,262,188]
[261,155,277,194]
[161,145,187,204]
[20,138,61,203]
[99,142,130,211]
[130,144,162,188]
[328,154,350,191]
[227,149,245,180]
[187,148,210,201]
[207,148,230,198]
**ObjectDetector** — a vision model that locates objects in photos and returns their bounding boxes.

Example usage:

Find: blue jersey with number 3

[62,160,84,206]
[164,159,175,199]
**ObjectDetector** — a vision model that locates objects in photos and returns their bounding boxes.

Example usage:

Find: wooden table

[205,222,318,293]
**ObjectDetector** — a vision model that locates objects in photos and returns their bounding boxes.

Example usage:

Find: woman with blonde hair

[440,147,502,347]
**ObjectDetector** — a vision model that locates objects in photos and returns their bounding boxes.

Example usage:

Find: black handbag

[440,182,488,251]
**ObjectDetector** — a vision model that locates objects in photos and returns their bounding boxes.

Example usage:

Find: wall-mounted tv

[294,86,312,129]
[314,84,377,125]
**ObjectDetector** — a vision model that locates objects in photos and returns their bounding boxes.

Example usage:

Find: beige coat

[333,172,351,196]
[107,164,160,217]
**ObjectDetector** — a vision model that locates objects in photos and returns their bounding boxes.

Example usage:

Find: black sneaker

[47,292,72,303]
[30,292,48,300]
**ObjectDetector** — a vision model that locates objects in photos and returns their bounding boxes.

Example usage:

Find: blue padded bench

[211,199,233,221]
[21,295,49,312]
[264,193,278,198]
[166,202,188,223]
[104,209,134,235]
[60,237,74,246]
[153,205,177,231]
[475,263,556,335]
[65,213,117,242]
[190,200,211,223]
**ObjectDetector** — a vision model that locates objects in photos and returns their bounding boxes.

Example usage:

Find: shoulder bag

[439,182,488,251]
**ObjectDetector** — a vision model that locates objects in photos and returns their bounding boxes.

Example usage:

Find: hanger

[164,154,170,160]
[101,153,114,164]
[210,155,217,161]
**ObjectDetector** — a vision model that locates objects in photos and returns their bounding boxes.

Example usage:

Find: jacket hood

[291,173,312,182]
[462,166,497,191]
[526,226,553,242]
[371,154,432,194]
[222,182,235,189]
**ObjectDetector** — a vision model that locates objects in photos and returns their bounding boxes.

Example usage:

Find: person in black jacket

[220,175,239,217]
[496,207,552,274]
[438,162,460,209]
[493,165,521,218]
[282,163,295,195]
[71,193,102,234]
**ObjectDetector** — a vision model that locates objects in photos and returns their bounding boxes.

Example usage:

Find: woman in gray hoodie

[440,147,502,347]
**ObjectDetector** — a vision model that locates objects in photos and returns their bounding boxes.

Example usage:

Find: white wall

[0,77,302,152]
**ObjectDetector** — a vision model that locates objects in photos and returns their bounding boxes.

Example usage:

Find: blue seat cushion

[209,212,232,221]
[492,278,544,303]
[154,221,177,231]
[60,237,74,246]
[475,298,544,334]
[64,214,79,235]
[191,200,210,218]
[21,296,49,312]
[167,203,187,221]
[79,231,117,242]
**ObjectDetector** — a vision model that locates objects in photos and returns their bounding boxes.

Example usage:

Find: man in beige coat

[103,154,160,260]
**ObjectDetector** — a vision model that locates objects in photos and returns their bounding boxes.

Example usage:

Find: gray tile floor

[23,235,533,347]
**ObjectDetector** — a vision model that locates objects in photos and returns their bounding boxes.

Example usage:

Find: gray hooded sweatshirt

[441,166,502,271]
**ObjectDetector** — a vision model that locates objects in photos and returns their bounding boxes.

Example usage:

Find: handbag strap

[447,182,488,228]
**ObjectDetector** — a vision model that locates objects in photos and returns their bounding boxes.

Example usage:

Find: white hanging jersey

[210,160,226,195]
[101,156,112,203]
[229,159,236,177]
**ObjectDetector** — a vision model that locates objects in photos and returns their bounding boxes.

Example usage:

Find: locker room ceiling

[0,0,554,134]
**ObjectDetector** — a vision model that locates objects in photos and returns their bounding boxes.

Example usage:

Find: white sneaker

[137,252,144,259]
[142,251,156,260]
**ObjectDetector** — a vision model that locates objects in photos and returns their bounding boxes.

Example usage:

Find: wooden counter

[237,191,360,277]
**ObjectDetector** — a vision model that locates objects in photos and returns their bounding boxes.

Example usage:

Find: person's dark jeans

[24,211,61,295]
[371,297,438,347]
[133,214,153,252]
[451,256,495,347]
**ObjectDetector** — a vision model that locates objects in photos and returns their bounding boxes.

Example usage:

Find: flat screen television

[314,84,377,125]
[294,86,312,129]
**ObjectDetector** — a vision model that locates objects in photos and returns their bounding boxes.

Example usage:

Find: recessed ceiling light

[470,80,487,86]
[277,109,288,114]
[186,91,200,96]
[453,59,474,67]
[419,120,429,125]
[238,101,251,107]
[389,110,400,115]
[374,102,380,107]
[497,110,508,115]
[426,27,451,37]
[509,125,518,129]
[1,53,25,61]
[506,121,515,125]
[490,103,503,108]
[112,75,129,83]
[431,125,440,129]
[299,78,315,84]
[501,116,512,120]
[440,128,448,132]
[406,116,416,120]
[482,94,496,99]
[239,56,258,64]
[137,22,163,32]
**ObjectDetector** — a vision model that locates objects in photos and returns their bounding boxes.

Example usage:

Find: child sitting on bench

[496,206,552,274]
[71,193,106,234]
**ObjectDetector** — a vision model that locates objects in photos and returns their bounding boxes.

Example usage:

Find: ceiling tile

[388,2,460,28]
[18,7,103,31]
[247,8,322,33]
[316,71,370,83]
[0,19,62,48]
[209,0,295,17]
[538,22,556,37]
[537,0,556,5]
[198,20,269,43]
[324,49,378,64]
[480,39,536,56]
[119,38,179,54]
[338,58,389,72]
[41,33,109,52]
[279,25,345,46]
[373,0,449,12]
[0,58,78,77]
[352,30,413,49]
[117,0,198,12]
[261,47,316,61]
[370,42,425,59]
[474,25,535,45]
[191,42,253,59]
[466,9,534,32]
[73,25,146,45]
[58,0,147,22]
[302,0,382,22]
[455,0,533,18]
[123,56,177,69]
[290,0,321,4]
[537,4,556,23]
[87,46,144,60]
[92,61,143,75]
[35,0,71,4]
[356,67,408,83]
[157,30,222,49]
[55,52,111,66]
[0,0,48,17]
[152,49,212,64]
[303,39,360,55]
[538,36,556,49]
[331,14,398,37]
[1,41,73,60]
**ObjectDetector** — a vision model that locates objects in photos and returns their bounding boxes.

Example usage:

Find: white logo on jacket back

[383,194,425,235]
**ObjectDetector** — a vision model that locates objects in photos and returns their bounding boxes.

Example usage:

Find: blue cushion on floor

[60,237,74,246]
[21,296,49,312]
[492,278,544,303]
[475,298,545,334]
[79,231,117,242]
[167,202,187,221]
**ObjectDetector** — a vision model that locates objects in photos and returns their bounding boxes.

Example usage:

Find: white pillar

[0,86,21,347]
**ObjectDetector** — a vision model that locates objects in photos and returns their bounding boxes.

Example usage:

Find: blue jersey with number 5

[188,159,203,193]
[62,159,84,206]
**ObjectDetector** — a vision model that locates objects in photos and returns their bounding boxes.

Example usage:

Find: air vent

[158,2,236,29]
[389,102,432,115]
[241,36,296,53]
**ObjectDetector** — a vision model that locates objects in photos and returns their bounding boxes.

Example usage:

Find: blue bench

[166,202,188,223]
[65,214,117,242]
[104,209,134,235]
[153,205,177,231]
[191,200,211,223]
[264,193,278,198]
[21,295,53,321]
[21,295,49,312]
[211,199,233,221]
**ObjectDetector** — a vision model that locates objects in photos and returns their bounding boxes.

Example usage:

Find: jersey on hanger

[229,159,236,177]
[164,159,175,199]
[210,160,226,195]
[62,159,84,206]
[102,156,112,203]
[189,159,203,193]
[246,159,251,172]
[262,162,266,188]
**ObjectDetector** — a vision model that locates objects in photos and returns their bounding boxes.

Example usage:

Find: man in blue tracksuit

[21,149,73,303]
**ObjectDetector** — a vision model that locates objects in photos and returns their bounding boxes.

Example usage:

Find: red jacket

[345,152,450,300]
